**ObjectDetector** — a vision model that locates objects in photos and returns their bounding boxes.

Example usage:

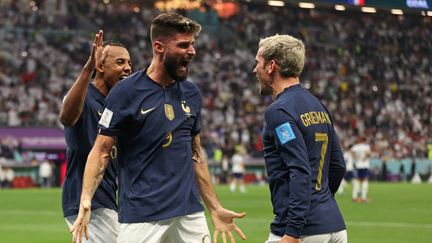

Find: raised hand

[84,30,104,71]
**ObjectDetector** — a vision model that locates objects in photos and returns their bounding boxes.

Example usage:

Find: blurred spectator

[0,163,5,188]
[39,159,52,188]
[4,166,15,188]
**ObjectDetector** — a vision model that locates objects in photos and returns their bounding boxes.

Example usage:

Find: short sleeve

[98,83,134,136]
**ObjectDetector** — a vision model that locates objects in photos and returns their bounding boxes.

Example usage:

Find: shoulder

[264,102,294,129]
[107,71,144,99]
[114,71,143,91]
[180,80,201,94]
[180,80,202,103]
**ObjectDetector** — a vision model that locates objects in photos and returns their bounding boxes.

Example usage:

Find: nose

[252,66,257,75]
[124,63,132,75]
[187,45,196,56]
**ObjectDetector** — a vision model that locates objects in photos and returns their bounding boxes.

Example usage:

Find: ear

[267,60,277,74]
[96,63,104,73]
[153,40,165,55]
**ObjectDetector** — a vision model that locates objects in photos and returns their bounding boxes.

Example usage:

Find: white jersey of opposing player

[351,143,371,169]
[231,154,245,174]
[343,151,354,172]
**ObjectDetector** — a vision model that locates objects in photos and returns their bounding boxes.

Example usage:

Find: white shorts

[65,208,119,243]
[118,211,210,243]
[265,230,347,243]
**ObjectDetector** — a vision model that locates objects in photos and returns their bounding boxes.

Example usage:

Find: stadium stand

[0,0,431,184]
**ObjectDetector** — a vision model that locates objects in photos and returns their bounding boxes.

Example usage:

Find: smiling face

[253,48,273,96]
[101,45,132,89]
[160,33,196,82]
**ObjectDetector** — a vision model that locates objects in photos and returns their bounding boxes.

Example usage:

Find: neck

[147,59,175,88]
[93,77,109,96]
[272,76,300,99]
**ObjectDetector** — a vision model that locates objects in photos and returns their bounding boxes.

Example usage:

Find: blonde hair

[258,34,305,78]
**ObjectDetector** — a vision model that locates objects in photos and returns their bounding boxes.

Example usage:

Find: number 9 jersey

[262,84,346,238]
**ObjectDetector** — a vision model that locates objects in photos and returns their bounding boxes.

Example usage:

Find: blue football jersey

[262,84,346,238]
[62,84,118,217]
[98,70,203,223]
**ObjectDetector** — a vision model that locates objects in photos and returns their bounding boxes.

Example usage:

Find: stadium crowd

[0,0,431,161]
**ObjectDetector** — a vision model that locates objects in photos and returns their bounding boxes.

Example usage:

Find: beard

[259,85,273,96]
[258,78,273,96]
[163,54,188,82]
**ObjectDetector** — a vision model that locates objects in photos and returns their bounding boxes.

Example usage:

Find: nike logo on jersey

[141,107,156,115]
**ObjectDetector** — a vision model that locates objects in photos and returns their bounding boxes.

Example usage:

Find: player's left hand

[211,207,246,243]
[70,199,92,243]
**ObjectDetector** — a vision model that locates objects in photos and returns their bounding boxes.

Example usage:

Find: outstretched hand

[70,199,92,243]
[211,207,246,243]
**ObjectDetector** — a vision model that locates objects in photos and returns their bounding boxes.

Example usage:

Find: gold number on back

[315,133,328,191]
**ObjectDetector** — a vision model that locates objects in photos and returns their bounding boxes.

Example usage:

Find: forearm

[194,160,222,212]
[59,65,93,126]
[328,130,346,195]
[328,163,345,195]
[286,166,311,238]
[81,148,110,202]
[81,135,113,203]
[192,135,222,212]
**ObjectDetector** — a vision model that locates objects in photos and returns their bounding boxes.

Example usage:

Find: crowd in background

[0,0,431,163]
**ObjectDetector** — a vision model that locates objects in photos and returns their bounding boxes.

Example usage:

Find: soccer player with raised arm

[59,31,132,242]
[71,13,246,243]
[253,34,347,243]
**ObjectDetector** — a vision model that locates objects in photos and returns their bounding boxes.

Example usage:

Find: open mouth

[119,74,129,80]
[178,60,190,72]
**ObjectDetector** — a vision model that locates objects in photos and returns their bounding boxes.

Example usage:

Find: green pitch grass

[0,183,431,243]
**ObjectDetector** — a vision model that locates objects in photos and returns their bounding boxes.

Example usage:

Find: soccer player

[71,13,246,243]
[230,144,247,193]
[337,146,354,195]
[351,137,371,203]
[59,30,132,242]
[253,34,347,243]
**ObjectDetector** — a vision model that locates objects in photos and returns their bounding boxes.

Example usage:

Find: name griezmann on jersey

[300,111,331,127]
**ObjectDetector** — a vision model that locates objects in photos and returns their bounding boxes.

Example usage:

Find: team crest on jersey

[275,122,296,145]
[181,100,191,117]
[164,104,175,121]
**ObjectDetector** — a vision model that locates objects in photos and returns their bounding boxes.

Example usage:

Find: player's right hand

[70,199,92,243]
[84,30,104,72]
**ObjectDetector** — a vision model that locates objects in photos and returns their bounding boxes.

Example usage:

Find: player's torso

[115,73,203,222]
[263,85,334,189]
[62,84,117,216]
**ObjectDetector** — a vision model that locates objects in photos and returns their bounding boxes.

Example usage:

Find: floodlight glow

[299,2,315,9]
[268,1,285,7]
[361,7,376,13]
[335,5,346,11]
[391,9,403,15]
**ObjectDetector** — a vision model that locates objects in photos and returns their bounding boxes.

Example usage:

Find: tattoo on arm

[192,135,205,164]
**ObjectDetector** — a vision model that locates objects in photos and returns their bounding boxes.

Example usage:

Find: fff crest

[164,104,175,121]
[181,100,191,117]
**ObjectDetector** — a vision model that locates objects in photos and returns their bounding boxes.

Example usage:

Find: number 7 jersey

[262,84,346,238]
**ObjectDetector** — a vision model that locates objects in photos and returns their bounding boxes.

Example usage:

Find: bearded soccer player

[253,34,347,243]
[71,13,246,243]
